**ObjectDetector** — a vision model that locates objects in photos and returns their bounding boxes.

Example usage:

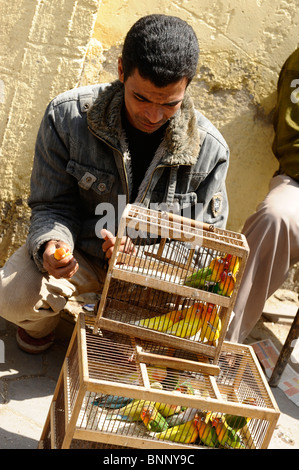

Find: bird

[156,399,181,418]
[217,270,236,297]
[197,414,219,447]
[224,397,257,431]
[166,408,199,427]
[154,415,200,444]
[140,404,169,433]
[134,308,183,332]
[106,399,154,422]
[184,254,240,290]
[199,303,222,344]
[211,416,245,448]
[165,303,203,338]
[223,254,240,276]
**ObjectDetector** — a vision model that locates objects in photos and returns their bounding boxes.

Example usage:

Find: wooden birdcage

[94,204,249,363]
[39,314,279,449]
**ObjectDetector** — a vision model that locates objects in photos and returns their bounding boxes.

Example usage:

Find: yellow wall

[0,0,101,264]
[0,0,299,266]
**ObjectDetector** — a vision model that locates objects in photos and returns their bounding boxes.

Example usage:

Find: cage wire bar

[94,204,249,362]
[39,314,280,450]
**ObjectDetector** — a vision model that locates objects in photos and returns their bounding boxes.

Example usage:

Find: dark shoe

[16,327,55,354]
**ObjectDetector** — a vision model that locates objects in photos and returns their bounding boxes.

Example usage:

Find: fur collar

[87,80,201,167]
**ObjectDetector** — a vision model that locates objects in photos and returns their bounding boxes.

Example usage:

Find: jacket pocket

[66,160,115,195]
[173,191,198,209]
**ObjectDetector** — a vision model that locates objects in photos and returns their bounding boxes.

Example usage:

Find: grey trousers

[0,245,106,338]
[226,174,299,343]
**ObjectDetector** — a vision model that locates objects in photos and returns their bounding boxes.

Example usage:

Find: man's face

[118,59,188,134]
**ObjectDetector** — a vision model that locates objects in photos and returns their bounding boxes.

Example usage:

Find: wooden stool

[269,303,299,387]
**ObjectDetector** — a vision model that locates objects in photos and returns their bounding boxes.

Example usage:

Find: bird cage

[38,314,279,450]
[94,204,249,362]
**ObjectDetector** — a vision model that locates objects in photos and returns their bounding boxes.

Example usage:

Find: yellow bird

[200,303,222,344]
[135,308,183,332]
[107,399,154,422]
[156,399,181,418]
[155,414,200,444]
[165,303,203,338]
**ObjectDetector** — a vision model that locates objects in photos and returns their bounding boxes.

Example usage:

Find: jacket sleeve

[272,49,299,182]
[26,100,81,271]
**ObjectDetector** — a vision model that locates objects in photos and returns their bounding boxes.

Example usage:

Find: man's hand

[101,228,136,262]
[43,240,79,279]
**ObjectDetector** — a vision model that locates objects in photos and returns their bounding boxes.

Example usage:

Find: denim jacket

[26,80,229,271]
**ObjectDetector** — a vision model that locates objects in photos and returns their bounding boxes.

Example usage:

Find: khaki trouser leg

[0,245,106,338]
[226,174,299,343]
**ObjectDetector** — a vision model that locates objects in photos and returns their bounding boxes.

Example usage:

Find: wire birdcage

[39,314,279,450]
[94,204,249,362]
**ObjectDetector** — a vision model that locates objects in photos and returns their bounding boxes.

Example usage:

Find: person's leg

[0,245,106,343]
[226,174,299,343]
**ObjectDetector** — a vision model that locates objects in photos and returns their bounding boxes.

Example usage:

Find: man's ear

[118,57,125,83]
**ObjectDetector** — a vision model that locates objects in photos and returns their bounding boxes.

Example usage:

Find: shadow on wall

[195,85,278,233]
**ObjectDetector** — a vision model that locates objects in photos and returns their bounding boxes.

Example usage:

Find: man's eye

[134,95,146,102]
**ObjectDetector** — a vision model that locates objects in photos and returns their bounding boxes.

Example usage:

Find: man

[0,14,229,353]
[227,47,299,343]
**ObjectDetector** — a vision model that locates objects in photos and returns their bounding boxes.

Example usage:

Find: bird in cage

[217,270,236,297]
[154,414,200,444]
[133,307,184,332]
[200,303,222,344]
[197,415,219,447]
[106,399,154,422]
[184,254,240,297]
[166,407,198,427]
[210,415,245,448]
[224,397,257,431]
[140,404,169,432]
[164,303,203,338]
[156,400,181,418]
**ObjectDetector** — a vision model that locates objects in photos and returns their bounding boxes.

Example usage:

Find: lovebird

[166,408,199,427]
[156,398,181,418]
[211,416,245,448]
[134,308,183,332]
[200,303,222,343]
[174,380,195,411]
[140,404,169,432]
[184,257,224,288]
[106,399,154,422]
[155,415,200,444]
[224,397,257,431]
[197,415,219,447]
[217,270,236,297]
[165,303,203,338]
[184,254,240,290]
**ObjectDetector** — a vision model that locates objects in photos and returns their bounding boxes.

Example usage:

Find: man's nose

[144,104,163,123]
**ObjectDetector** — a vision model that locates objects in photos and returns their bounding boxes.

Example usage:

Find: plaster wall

[0,0,101,264]
[0,0,298,286]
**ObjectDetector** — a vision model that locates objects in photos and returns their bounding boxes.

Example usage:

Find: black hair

[121,14,199,87]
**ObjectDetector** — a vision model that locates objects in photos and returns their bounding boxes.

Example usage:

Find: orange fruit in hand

[54,247,70,260]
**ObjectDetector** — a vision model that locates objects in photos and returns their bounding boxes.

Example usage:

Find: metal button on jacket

[98,182,107,192]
